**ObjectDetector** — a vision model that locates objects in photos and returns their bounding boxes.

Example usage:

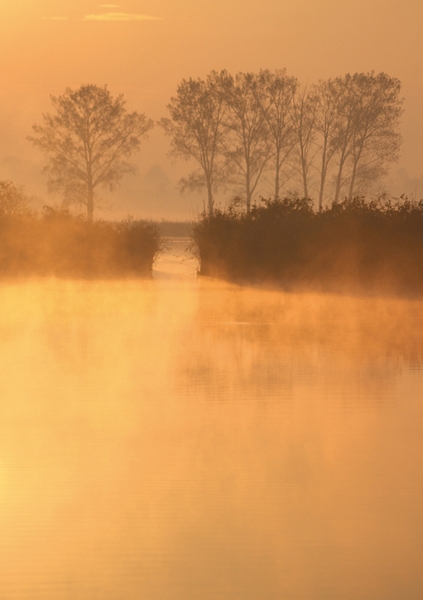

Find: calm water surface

[1,239,423,600]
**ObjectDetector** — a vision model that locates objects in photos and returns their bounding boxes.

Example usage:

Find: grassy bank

[0,208,160,278]
[193,196,423,295]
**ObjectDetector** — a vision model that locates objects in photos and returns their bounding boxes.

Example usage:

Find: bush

[0,180,33,218]
[0,208,161,279]
[193,195,423,295]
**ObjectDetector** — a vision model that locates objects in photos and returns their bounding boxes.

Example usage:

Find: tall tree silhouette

[160,71,228,215]
[223,72,272,211]
[29,84,153,220]
[255,69,298,201]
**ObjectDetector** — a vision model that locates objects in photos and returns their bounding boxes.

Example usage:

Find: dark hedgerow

[193,195,423,295]
[0,207,161,278]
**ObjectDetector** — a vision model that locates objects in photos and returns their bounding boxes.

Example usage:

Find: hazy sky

[1,0,422,217]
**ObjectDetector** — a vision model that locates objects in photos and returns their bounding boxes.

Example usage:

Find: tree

[29,84,153,220]
[223,72,272,212]
[0,180,32,217]
[345,72,403,199]
[301,72,403,207]
[290,86,318,199]
[254,69,298,200]
[160,71,228,215]
[312,78,345,210]
[331,72,403,202]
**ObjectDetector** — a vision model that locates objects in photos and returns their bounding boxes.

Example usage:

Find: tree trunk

[318,136,328,211]
[334,166,343,204]
[301,155,308,198]
[246,192,252,212]
[334,149,348,204]
[274,148,280,200]
[348,161,358,199]
[246,165,252,212]
[318,172,326,211]
[87,183,94,222]
[206,176,214,215]
[348,144,363,199]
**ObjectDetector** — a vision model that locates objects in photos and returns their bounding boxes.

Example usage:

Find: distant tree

[331,72,403,202]
[345,72,403,199]
[312,78,345,210]
[255,69,298,200]
[294,72,404,207]
[290,86,318,199]
[223,72,272,211]
[29,84,153,221]
[0,180,32,217]
[160,71,228,215]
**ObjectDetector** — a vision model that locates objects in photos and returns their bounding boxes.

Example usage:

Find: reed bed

[0,207,160,278]
[193,196,423,295]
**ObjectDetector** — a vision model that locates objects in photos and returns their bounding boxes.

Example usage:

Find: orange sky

[0,0,422,217]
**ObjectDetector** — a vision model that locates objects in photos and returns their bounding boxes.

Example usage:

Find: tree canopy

[163,70,403,211]
[160,71,228,215]
[29,84,154,220]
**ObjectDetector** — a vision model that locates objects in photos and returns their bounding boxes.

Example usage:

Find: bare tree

[255,69,298,200]
[345,73,403,198]
[312,78,345,210]
[223,72,272,211]
[329,72,403,203]
[290,86,318,199]
[29,84,153,220]
[160,71,228,215]
[329,76,359,203]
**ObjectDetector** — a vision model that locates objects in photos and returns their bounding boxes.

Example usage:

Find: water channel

[1,238,422,599]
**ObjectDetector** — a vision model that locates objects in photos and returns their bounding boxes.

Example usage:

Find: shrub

[0,208,160,279]
[193,195,423,295]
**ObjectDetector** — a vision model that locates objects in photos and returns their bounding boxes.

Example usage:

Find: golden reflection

[0,273,423,599]
[176,282,423,406]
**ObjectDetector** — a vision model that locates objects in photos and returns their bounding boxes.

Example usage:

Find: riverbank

[0,208,160,278]
[193,196,423,296]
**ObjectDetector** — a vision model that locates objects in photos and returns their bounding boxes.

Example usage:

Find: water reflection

[177,280,423,406]
[0,244,423,599]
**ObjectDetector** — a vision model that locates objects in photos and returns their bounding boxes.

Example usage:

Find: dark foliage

[0,207,160,279]
[193,196,423,295]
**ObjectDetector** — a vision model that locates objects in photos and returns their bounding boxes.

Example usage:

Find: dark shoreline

[0,210,161,279]
[192,196,423,298]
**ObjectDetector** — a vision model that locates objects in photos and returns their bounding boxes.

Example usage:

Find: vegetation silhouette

[0,194,160,278]
[163,70,403,214]
[29,84,154,221]
[193,195,423,296]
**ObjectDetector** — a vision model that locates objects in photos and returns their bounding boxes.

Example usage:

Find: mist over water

[1,240,423,600]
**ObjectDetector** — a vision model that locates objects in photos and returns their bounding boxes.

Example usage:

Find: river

[1,238,422,600]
